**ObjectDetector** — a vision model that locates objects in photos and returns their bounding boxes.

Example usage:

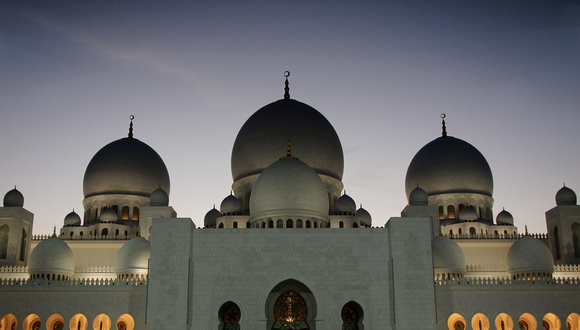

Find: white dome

[100,208,117,223]
[556,186,577,206]
[507,236,554,278]
[355,206,372,227]
[63,210,81,227]
[409,186,428,206]
[249,157,329,223]
[115,237,150,279]
[459,207,478,221]
[150,187,169,206]
[432,236,466,279]
[3,188,23,207]
[204,207,221,228]
[335,194,356,214]
[28,238,75,279]
[496,209,514,225]
[220,194,242,215]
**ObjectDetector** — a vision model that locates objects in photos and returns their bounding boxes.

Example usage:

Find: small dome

[459,207,478,221]
[115,237,150,280]
[556,186,577,206]
[496,209,514,225]
[150,187,169,206]
[335,194,356,214]
[3,188,24,207]
[409,186,428,206]
[507,236,554,277]
[63,210,81,227]
[432,236,466,279]
[28,238,75,279]
[220,194,241,215]
[100,208,117,223]
[250,157,329,222]
[356,206,372,227]
[204,207,221,228]
[405,136,493,201]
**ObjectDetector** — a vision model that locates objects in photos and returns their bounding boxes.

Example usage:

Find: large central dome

[231,99,344,183]
[83,137,170,199]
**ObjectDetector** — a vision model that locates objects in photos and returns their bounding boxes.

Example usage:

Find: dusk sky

[1,1,579,236]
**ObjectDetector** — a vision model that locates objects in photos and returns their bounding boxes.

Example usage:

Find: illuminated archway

[1,314,17,330]
[115,314,134,330]
[341,301,364,330]
[495,313,513,330]
[471,313,490,330]
[447,313,466,330]
[69,314,88,330]
[542,313,561,330]
[22,314,41,330]
[92,314,111,330]
[567,313,580,330]
[46,314,65,330]
[519,313,538,330]
[218,301,241,330]
[266,279,316,330]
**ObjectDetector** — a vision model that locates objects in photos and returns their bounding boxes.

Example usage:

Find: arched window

[115,229,119,236]
[268,220,274,228]
[233,222,238,228]
[112,205,119,215]
[246,221,251,228]
[447,313,466,330]
[277,220,283,228]
[339,221,344,228]
[219,223,224,228]
[447,205,455,219]
[19,228,27,262]
[102,228,108,236]
[471,313,490,330]
[353,222,358,228]
[469,227,476,236]
[554,226,561,260]
[438,205,444,219]
[0,314,17,330]
[305,220,311,228]
[219,301,241,330]
[449,230,453,236]
[121,206,130,220]
[296,220,303,228]
[287,219,293,228]
[458,204,464,214]
[573,223,580,258]
[70,313,88,330]
[132,207,140,221]
[495,313,513,330]
[0,224,9,259]
[93,314,111,330]
[116,314,134,330]
[272,290,309,330]
[458,228,462,235]
[341,301,363,330]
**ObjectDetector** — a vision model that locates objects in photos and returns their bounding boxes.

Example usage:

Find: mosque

[1,74,580,329]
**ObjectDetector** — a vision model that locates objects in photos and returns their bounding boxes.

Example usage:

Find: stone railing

[436,277,580,286]
[555,264,580,272]
[0,266,28,273]
[465,264,506,272]
[448,233,547,240]
[75,265,115,273]
[32,234,137,241]
[0,277,147,287]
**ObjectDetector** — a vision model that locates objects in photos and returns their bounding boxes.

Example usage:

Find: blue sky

[1,1,579,235]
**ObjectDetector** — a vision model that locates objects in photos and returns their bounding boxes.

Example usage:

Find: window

[132,207,140,221]
[121,206,130,220]
[0,225,9,259]
[220,302,241,330]
[447,205,455,219]
[573,223,580,258]
[438,205,444,219]
[341,302,363,330]
[19,228,27,261]
[287,219,293,228]
[272,290,309,330]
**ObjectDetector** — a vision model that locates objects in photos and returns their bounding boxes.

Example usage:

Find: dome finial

[137,227,141,237]
[441,113,447,137]
[52,226,57,238]
[128,115,135,138]
[280,139,298,160]
[525,224,529,236]
[283,71,290,100]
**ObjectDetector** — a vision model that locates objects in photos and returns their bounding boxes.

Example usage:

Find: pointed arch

[69,314,88,330]
[0,224,9,259]
[542,313,561,330]
[1,314,17,330]
[22,314,41,330]
[471,313,490,330]
[219,301,241,330]
[266,279,317,330]
[93,314,111,330]
[494,313,513,330]
[47,314,65,330]
[447,313,466,330]
[341,301,364,330]
[115,314,134,330]
[519,313,537,330]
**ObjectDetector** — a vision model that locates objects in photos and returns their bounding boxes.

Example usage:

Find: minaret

[0,187,34,266]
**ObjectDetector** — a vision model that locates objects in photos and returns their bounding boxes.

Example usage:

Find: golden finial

[280,139,298,160]
[441,113,447,137]
[128,115,135,138]
[52,226,57,238]
[283,71,290,100]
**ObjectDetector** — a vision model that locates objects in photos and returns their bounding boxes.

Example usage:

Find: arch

[121,206,130,220]
[287,219,293,228]
[447,313,466,330]
[22,314,41,330]
[341,301,364,330]
[219,223,224,228]
[233,222,238,228]
[469,227,476,236]
[448,205,456,219]
[439,205,444,219]
[115,314,134,330]
[46,314,65,330]
[296,219,303,228]
[572,223,580,258]
[471,313,490,330]
[0,224,9,259]
[495,313,514,330]
[567,313,580,330]
[554,226,561,260]
[339,221,344,228]
[218,301,241,330]
[353,222,358,228]
[269,220,274,228]
[519,313,537,330]
[102,228,108,236]
[542,313,561,330]
[277,220,283,228]
[305,220,311,228]
[266,279,316,330]
[70,314,88,330]
[458,204,465,214]
[132,207,139,221]
[93,314,111,330]
[19,228,27,262]
[1,314,17,330]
